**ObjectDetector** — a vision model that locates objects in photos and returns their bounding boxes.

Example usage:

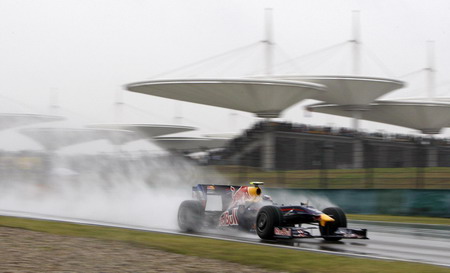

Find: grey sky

[1,0,450,141]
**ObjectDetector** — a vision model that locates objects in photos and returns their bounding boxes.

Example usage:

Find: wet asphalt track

[1,210,449,268]
[196,220,450,268]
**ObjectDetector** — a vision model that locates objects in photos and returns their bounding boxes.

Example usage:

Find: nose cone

[320,214,335,227]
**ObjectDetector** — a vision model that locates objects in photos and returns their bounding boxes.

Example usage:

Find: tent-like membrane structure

[18,127,140,185]
[308,100,450,134]
[265,76,405,106]
[261,76,405,129]
[126,78,327,170]
[126,79,326,118]
[203,132,238,139]
[88,124,196,140]
[19,127,139,151]
[0,113,64,131]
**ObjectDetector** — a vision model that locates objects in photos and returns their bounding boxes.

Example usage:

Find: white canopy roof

[264,76,404,106]
[153,136,229,152]
[0,113,64,131]
[308,100,450,134]
[203,132,238,139]
[19,127,138,150]
[126,79,326,118]
[88,124,196,138]
[390,97,450,103]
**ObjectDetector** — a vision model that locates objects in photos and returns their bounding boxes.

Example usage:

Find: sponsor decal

[281,208,305,212]
[219,208,239,226]
[274,227,291,236]
[292,229,309,238]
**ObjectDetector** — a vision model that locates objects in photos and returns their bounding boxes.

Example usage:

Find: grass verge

[209,165,450,189]
[0,216,448,273]
[348,214,450,225]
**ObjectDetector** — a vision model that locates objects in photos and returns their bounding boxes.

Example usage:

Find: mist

[0,136,229,229]
[0,120,339,231]
[266,189,336,211]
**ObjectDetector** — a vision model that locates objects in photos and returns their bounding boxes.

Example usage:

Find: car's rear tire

[256,206,283,239]
[178,200,204,232]
[320,207,347,241]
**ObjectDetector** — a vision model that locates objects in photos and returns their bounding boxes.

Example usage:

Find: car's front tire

[178,200,205,232]
[319,207,347,241]
[256,206,283,239]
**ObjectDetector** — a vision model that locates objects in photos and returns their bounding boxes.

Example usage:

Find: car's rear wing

[193,184,240,195]
[192,184,242,209]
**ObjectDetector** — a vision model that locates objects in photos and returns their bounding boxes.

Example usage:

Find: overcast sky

[1,0,450,142]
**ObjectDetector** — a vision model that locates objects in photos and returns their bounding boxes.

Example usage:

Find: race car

[177,182,368,240]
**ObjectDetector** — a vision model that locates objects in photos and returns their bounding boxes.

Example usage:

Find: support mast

[264,8,274,76]
[426,40,435,100]
[49,88,60,116]
[114,89,124,123]
[351,10,361,75]
[350,10,362,130]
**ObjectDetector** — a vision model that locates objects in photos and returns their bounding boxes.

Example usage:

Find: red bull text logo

[219,208,239,226]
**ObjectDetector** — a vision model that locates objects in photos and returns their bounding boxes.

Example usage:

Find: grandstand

[208,120,450,170]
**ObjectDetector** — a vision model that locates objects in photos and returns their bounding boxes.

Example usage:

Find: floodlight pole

[426,40,435,100]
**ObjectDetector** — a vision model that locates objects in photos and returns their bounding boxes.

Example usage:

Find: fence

[206,121,450,189]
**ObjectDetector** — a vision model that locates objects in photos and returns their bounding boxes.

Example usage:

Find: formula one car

[178,182,367,241]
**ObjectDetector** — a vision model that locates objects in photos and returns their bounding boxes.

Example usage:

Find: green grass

[348,214,450,225]
[1,216,449,273]
[208,165,450,189]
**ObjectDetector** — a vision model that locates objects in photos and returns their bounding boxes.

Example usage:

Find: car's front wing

[273,226,368,239]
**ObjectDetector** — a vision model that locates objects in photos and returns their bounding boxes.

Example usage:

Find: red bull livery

[178,182,368,240]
